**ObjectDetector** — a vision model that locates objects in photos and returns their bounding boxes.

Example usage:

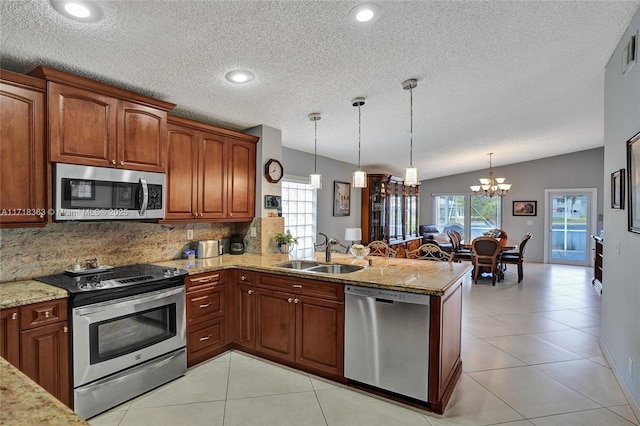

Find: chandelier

[470,153,512,197]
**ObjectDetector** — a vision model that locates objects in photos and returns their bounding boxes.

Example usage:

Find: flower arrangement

[349,244,370,258]
[274,230,298,246]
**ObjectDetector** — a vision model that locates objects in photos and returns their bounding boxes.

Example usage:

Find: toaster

[197,240,221,258]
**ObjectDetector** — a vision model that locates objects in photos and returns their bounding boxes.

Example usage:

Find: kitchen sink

[272,260,321,270]
[305,264,364,274]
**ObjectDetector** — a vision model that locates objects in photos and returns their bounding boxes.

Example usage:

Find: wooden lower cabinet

[234,271,256,350]
[0,308,20,367]
[0,299,71,407]
[185,271,230,367]
[254,273,344,377]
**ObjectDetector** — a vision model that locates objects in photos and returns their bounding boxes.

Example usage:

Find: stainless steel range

[36,264,188,419]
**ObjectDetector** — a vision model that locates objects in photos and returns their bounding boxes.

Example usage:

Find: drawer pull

[294,298,300,304]
[63,326,68,333]
[45,311,50,318]
[199,335,212,341]
[287,297,293,303]
[292,284,303,288]
[240,275,247,281]
[199,303,211,308]
[196,278,213,283]
[247,289,253,295]
[11,313,17,320]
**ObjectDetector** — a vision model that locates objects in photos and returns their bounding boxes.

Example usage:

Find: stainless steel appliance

[230,234,244,255]
[54,163,165,221]
[197,240,221,258]
[36,264,187,419]
[344,285,430,402]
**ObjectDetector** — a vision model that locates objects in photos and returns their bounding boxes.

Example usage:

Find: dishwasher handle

[375,298,394,304]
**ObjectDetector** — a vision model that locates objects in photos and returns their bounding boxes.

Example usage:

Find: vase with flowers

[349,244,370,259]
[274,230,298,253]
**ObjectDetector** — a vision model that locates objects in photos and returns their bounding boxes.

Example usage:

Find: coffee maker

[230,234,245,255]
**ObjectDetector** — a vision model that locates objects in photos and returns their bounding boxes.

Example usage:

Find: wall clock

[264,159,284,183]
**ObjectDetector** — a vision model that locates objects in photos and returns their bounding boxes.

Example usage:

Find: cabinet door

[20,322,71,407]
[117,100,166,172]
[0,80,47,228]
[48,82,117,167]
[165,123,198,220]
[0,308,20,367]
[235,282,255,350]
[295,296,344,376]
[227,138,256,220]
[255,288,295,362]
[198,131,227,219]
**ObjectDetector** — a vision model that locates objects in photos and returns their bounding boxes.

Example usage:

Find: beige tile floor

[90,263,639,426]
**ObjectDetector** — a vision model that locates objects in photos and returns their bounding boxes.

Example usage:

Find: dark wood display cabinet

[0,299,71,407]
[361,174,421,257]
[164,115,258,222]
[0,70,48,229]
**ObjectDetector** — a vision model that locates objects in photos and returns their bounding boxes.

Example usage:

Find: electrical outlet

[250,227,256,237]
[629,358,633,377]
[186,229,193,240]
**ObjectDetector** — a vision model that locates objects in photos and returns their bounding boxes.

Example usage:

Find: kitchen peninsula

[1,253,470,419]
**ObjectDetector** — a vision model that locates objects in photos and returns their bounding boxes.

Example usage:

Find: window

[434,194,502,242]
[281,179,317,259]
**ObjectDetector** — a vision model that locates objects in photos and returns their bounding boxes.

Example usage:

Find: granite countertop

[0,279,68,309]
[156,253,471,296]
[0,357,88,426]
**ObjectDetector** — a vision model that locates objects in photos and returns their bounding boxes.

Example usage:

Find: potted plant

[274,230,298,253]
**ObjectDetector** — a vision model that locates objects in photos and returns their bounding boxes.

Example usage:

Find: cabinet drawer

[258,273,343,301]
[236,270,255,285]
[187,317,226,356]
[20,299,68,330]
[187,286,225,323]
[185,271,223,291]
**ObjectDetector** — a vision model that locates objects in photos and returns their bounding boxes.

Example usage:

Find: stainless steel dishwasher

[344,284,430,402]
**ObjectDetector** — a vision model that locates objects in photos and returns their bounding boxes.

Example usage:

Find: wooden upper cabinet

[29,66,175,172]
[164,115,258,222]
[228,138,256,220]
[0,71,47,228]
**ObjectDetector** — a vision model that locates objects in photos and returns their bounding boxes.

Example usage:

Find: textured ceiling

[1,1,639,180]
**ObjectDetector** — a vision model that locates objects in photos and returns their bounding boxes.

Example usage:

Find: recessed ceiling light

[225,70,255,84]
[50,0,103,22]
[348,3,381,24]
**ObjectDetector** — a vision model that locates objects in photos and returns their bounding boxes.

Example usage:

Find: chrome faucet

[318,233,337,262]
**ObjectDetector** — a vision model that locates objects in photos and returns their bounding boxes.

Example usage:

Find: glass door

[546,189,596,266]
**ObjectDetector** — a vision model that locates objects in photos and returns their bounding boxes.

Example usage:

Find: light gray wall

[602,7,640,410]
[282,147,362,244]
[419,148,605,263]
[246,124,283,218]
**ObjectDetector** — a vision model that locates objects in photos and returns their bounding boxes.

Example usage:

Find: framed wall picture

[627,131,640,233]
[611,169,625,209]
[264,195,281,209]
[333,181,351,216]
[513,200,537,216]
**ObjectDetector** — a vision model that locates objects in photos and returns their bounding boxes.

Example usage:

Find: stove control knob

[173,268,180,275]
[94,281,104,288]
[164,269,171,278]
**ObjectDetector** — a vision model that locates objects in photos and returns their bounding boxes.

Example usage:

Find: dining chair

[500,232,532,283]
[471,236,501,285]
[447,231,472,262]
[406,243,453,262]
[367,240,397,257]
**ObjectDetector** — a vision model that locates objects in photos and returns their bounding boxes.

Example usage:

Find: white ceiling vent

[622,31,637,77]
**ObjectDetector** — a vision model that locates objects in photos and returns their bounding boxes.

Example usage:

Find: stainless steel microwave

[54,163,165,221]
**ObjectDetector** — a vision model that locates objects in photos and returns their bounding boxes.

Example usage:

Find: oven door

[72,286,185,387]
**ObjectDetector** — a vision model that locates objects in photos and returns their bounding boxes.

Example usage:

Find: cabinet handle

[39,213,45,218]
[240,275,247,281]
[247,289,253,295]
[287,297,293,303]
[199,303,211,308]
[11,313,17,320]
[294,298,299,304]
[230,212,233,217]
[199,335,212,341]
[112,159,116,165]
[292,284,302,288]
[120,161,124,166]
[45,311,50,318]
[195,277,213,283]
[63,326,68,333]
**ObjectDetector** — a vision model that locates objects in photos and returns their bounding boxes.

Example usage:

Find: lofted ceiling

[1,1,638,180]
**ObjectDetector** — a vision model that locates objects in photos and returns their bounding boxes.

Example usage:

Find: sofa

[418,225,453,253]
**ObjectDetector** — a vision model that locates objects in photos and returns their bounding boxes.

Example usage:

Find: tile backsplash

[0,221,235,282]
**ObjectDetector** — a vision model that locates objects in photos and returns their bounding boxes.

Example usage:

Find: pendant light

[402,79,419,186]
[308,113,322,189]
[352,97,367,188]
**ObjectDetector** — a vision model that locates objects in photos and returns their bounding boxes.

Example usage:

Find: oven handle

[138,177,148,216]
[73,286,184,316]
